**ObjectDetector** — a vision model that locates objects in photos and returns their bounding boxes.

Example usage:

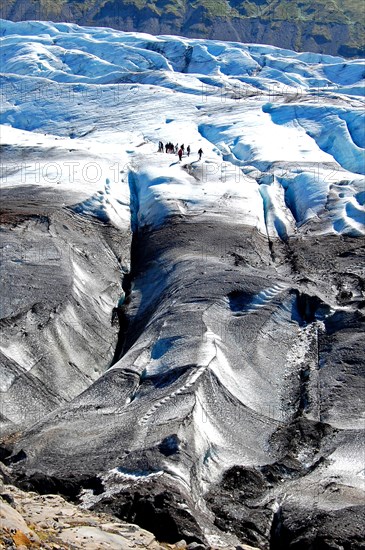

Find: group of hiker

[158,141,203,161]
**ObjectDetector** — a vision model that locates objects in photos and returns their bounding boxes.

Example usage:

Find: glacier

[0,19,364,549]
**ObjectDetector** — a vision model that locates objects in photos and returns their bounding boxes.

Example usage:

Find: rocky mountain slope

[1,0,365,57]
[0,20,364,549]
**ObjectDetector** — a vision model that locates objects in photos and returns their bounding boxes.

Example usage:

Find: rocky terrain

[0,20,364,550]
[2,463,260,549]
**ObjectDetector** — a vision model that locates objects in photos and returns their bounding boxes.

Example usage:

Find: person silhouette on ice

[198,148,203,160]
[187,145,191,157]
[178,148,183,161]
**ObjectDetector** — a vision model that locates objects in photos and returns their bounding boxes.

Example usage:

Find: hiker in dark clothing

[175,143,178,153]
[178,148,183,161]
[158,141,163,152]
[187,145,190,157]
[198,148,203,160]
[165,143,169,153]
[181,144,185,153]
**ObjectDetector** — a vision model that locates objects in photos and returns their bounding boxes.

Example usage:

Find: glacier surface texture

[0,19,364,549]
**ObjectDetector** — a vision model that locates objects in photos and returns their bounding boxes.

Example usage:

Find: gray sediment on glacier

[3,214,364,548]
[0,182,131,434]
